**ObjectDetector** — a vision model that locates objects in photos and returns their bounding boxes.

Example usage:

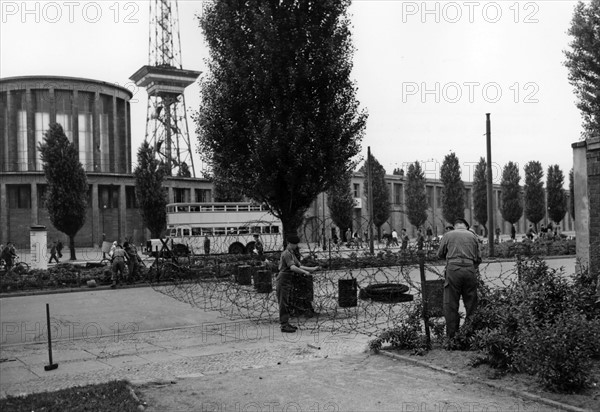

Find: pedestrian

[1,243,16,270]
[345,228,352,247]
[437,217,481,341]
[391,229,399,247]
[400,229,409,252]
[111,244,127,288]
[382,229,389,247]
[426,226,433,248]
[56,240,63,259]
[253,233,264,259]
[353,231,363,248]
[416,228,425,251]
[203,234,210,255]
[495,227,501,244]
[123,242,138,283]
[527,224,536,240]
[49,241,60,264]
[276,234,319,333]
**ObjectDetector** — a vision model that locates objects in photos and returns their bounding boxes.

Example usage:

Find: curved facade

[0,76,133,173]
[0,76,213,248]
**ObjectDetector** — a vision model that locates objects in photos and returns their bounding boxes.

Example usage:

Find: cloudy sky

[0,0,584,185]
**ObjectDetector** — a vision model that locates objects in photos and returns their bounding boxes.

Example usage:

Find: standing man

[437,217,481,341]
[49,241,60,264]
[111,244,127,288]
[391,229,399,247]
[416,228,425,252]
[123,242,139,283]
[203,234,211,255]
[276,234,319,333]
[400,228,409,252]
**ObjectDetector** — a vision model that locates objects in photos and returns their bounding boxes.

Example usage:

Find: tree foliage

[405,161,427,229]
[361,155,390,235]
[134,141,167,238]
[440,152,465,225]
[523,161,546,229]
[472,158,488,234]
[500,162,523,225]
[564,0,600,139]
[327,170,354,238]
[195,1,367,237]
[38,123,88,260]
[547,165,567,224]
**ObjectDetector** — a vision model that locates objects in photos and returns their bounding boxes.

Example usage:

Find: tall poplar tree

[440,152,465,225]
[196,1,367,238]
[38,123,88,260]
[523,161,545,230]
[361,155,390,238]
[327,171,354,240]
[547,165,567,225]
[134,141,167,238]
[472,158,488,235]
[405,161,427,229]
[564,0,600,139]
[500,162,523,225]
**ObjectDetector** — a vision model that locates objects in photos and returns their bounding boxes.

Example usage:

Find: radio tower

[130,0,200,177]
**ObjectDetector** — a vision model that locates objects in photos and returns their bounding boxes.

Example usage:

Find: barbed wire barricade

[149,217,542,336]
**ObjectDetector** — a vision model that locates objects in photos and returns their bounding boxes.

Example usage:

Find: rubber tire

[359,283,411,303]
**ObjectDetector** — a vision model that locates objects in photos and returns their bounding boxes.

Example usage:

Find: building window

[99,185,119,209]
[353,183,360,199]
[14,91,27,171]
[126,186,138,209]
[98,94,112,172]
[195,189,212,203]
[426,185,434,208]
[38,184,48,208]
[174,188,190,203]
[78,92,94,171]
[33,90,50,171]
[55,90,73,141]
[7,185,31,209]
[393,183,402,205]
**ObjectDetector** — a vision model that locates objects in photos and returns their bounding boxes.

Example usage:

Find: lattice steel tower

[130,0,200,177]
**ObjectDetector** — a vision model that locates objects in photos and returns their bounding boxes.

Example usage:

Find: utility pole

[367,147,375,254]
[486,113,494,257]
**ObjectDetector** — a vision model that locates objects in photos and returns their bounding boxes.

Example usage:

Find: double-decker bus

[165,202,283,255]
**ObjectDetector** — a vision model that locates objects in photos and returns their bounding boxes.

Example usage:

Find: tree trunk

[69,235,76,261]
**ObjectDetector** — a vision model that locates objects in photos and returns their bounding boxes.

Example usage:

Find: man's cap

[286,234,301,245]
[454,217,470,229]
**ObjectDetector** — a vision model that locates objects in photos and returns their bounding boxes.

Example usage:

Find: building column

[30,182,38,225]
[0,183,7,244]
[92,183,100,247]
[112,95,120,173]
[26,89,34,171]
[72,90,79,154]
[124,101,131,173]
[93,92,100,171]
[49,88,56,124]
[586,137,600,278]
[119,184,126,242]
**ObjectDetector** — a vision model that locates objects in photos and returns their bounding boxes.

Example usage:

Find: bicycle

[0,255,30,274]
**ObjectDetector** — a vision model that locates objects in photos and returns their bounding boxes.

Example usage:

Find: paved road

[0,287,578,411]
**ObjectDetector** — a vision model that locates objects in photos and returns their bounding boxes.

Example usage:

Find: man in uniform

[437,217,481,340]
[276,234,319,333]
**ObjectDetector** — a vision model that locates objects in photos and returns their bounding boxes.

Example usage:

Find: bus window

[167,206,175,213]
[183,228,191,236]
[202,228,213,236]
[226,205,238,212]
[251,226,261,234]
[190,205,200,212]
[264,226,271,234]
[201,205,212,212]
[227,227,237,235]
[271,226,280,233]
[177,205,188,212]
[214,205,225,211]
[238,226,250,235]
[214,227,226,235]
[192,228,202,236]
[169,228,177,236]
